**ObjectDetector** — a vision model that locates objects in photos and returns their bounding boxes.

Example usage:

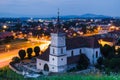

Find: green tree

[11,56,20,63]
[27,48,33,59]
[109,58,120,72]
[77,54,90,70]
[34,46,40,56]
[101,44,113,58]
[18,50,26,60]
[97,57,104,65]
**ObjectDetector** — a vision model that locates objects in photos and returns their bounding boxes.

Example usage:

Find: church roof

[67,55,80,65]
[66,36,100,50]
[37,46,50,61]
[37,36,100,62]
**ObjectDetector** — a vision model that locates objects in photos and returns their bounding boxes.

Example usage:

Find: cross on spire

[57,8,60,23]
[55,8,61,33]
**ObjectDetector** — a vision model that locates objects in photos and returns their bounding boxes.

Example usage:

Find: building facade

[36,31,101,72]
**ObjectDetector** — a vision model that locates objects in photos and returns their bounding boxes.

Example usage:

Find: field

[0,67,120,80]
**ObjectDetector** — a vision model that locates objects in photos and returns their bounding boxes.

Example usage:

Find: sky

[0,0,120,17]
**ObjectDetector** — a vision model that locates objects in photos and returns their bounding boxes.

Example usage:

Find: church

[36,11,101,73]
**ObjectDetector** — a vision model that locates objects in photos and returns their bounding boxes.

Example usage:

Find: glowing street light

[3,25,7,29]
[5,44,11,52]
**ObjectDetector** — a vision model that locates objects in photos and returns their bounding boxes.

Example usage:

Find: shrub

[18,49,26,60]
[77,54,90,70]
[11,56,20,63]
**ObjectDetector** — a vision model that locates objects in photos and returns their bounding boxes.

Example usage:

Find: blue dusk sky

[0,0,120,17]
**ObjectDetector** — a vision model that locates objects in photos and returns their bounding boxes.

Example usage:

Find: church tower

[49,9,67,72]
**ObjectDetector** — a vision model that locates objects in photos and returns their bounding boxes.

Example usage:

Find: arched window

[80,49,82,54]
[52,58,54,61]
[61,48,63,54]
[96,51,98,58]
[53,48,55,54]
[71,50,74,56]
[44,64,49,71]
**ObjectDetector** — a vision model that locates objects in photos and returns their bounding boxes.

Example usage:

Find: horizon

[0,0,120,17]
[0,13,118,18]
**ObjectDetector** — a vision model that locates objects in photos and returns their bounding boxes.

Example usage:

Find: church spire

[57,8,60,24]
[56,8,61,32]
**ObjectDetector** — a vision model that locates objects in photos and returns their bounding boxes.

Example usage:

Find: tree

[97,57,104,65]
[18,50,26,60]
[81,24,87,34]
[48,22,54,28]
[27,48,33,59]
[77,54,90,70]
[12,56,20,63]
[109,58,120,72]
[101,44,113,58]
[117,48,120,58]
[34,46,40,56]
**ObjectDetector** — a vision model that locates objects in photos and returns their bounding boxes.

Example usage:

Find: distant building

[0,32,13,40]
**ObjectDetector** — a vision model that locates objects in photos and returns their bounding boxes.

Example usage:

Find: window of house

[71,50,74,56]
[52,67,54,69]
[96,51,98,58]
[61,58,63,61]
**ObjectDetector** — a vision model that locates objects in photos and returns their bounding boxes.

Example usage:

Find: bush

[109,58,120,72]
[11,56,20,63]
[18,49,26,60]
[97,57,103,65]
[77,54,90,70]
[34,46,40,56]
[27,48,33,59]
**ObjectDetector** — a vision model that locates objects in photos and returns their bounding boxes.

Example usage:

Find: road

[0,40,50,68]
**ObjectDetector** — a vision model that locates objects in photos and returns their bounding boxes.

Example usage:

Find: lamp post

[2,25,7,32]
[6,44,11,52]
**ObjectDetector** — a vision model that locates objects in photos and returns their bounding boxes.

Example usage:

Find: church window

[92,54,94,58]
[80,49,82,54]
[39,63,41,65]
[96,51,98,58]
[61,48,63,54]
[53,48,55,54]
[52,58,54,61]
[52,67,54,69]
[71,50,74,56]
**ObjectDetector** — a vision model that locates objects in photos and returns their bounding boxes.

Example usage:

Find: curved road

[0,41,50,68]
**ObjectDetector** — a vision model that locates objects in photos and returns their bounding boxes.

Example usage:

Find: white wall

[83,48,100,64]
[49,55,67,66]
[49,55,67,72]
[66,47,101,65]
[50,46,66,56]
[67,48,82,57]
[49,64,67,72]
[36,59,49,70]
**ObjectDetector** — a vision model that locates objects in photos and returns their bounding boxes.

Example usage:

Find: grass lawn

[0,66,120,80]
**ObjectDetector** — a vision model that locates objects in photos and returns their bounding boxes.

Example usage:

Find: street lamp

[5,44,11,52]
[3,25,7,29]
[2,25,7,32]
